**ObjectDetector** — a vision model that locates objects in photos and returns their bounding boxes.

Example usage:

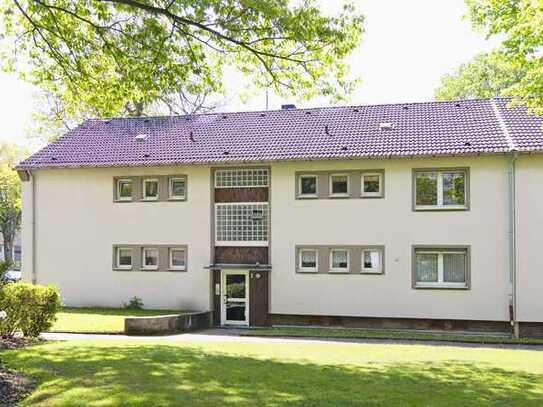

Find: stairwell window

[117,179,133,201]
[414,169,468,210]
[329,174,350,197]
[143,179,159,200]
[142,248,159,270]
[116,247,133,269]
[413,247,469,289]
[299,248,318,272]
[330,249,350,273]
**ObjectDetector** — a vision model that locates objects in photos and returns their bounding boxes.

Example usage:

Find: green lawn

[243,327,543,345]
[2,339,543,406]
[49,307,182,333]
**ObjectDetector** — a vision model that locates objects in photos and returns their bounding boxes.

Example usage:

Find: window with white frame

[169,248,186,270]
[361,248,383,273]
[414,169,467,209]
[142,247,159,270]
[215,203,269,245]
[116,247,133,269]
[169,177,186,200]
[298,175,318,197]
[117,179,133,201]
[215,168,268,188]
[361,173,383,197]
[330,249,350,272]
[329,174,350,197]
[143,179,159,200]
[414,248,468,288]
[299,248,318,272]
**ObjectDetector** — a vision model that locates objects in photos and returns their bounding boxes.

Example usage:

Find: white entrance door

[221,270,249,326]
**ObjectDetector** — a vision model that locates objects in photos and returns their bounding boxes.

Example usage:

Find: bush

[123,296,144,310]
[0,282,62,337]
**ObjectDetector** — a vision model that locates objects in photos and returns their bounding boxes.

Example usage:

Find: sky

[0,0,499,146]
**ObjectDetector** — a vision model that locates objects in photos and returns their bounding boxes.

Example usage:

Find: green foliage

[0,1,364,121]
[0,260,10,283]
[0,282,62,337]
[435,51,527,100]
[123,296,144,310]
[453,0,543,114]
[0,164,22,265]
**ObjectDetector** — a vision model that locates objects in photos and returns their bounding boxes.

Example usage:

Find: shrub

[0,282,62,337]
[123,296,144,310]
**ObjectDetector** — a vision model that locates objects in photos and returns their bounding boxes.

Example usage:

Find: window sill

[329,269,350,274]
[414,206,468,211]
[115,199,133,203]
[360,194,383,199]
[328,194,351,199]
[360,270,383,274]
[297,269,318,273]
[297,194,318,199]
[168,268,187,272]
[113,267,133,271]
[167,197,186,201]
[414,284,469,290]
[142,198,159,202]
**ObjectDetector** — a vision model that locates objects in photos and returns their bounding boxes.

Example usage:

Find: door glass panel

[226,274,246,299]
[226,303,246,321]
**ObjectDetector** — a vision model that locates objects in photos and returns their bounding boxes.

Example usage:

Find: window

[143,179,159,200]
[361,248,383,273]
[116,247,132,269]
[330,249,350,272]
[215,203,269,245]
[329,174,350,197]
[117,179,133,201]
[414,169,467,209]
[298,175,318,197]
[169,177,186,200]
[142,248,159,270]
[414,248,468,288]
[169,248,186,270]
[299,248,318,272]
[361,173,383,197]
[215,168,268,188]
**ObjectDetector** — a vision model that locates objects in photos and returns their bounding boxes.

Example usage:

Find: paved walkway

[42,329,543,350]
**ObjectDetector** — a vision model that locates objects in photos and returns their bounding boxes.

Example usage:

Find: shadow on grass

[4,343,543,406]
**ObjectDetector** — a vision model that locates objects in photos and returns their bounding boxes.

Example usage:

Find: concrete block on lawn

[125,311,212,335]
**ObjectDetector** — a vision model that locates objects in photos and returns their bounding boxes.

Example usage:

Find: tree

[1,0,364,122]
[455,0,543,114]
[434,51,527,101]
[0,165,21,266]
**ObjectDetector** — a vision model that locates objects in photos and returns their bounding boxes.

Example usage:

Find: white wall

[515,155,543,323]
[22,166,212,311]
[270,156,512,321]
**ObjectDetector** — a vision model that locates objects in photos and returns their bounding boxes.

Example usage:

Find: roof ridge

[490,98,517,152]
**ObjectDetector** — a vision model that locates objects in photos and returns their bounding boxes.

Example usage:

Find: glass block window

[414,248,468,288]
[215,168,268,188]
[215,203,269,245]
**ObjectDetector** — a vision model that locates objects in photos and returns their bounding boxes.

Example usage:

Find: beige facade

[21,154,542,323]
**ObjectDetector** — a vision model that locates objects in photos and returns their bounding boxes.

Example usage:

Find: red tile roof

[16,98,543,170]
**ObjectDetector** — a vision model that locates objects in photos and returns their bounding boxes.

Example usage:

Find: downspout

[507,152,519,338]
[491,98,518,338]
[30,171,37,284]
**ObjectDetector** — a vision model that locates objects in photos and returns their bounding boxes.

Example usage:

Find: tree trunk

[3,233,13,266]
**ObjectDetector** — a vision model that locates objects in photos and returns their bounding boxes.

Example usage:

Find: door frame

[220,269,250,326]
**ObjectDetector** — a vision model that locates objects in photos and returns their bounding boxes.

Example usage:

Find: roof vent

[135,134,148,142]
[379,122,394,131]
[281,104,296,110]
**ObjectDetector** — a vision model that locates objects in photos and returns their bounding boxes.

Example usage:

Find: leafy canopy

[1,0,364,119]
[434,51,527,101]
[448,0,543,114]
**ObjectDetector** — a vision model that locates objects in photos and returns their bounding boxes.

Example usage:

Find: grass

[242,327,543,345]
[49,307,183,333]
[2,339,543,406]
